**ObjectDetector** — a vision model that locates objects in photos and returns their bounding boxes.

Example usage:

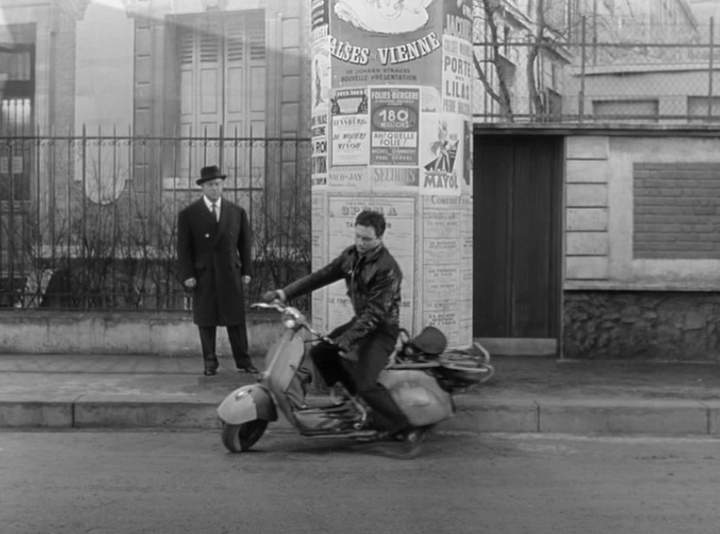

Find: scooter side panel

[379,369,454,427]
[217,384,278,425]
[266,333,306,396]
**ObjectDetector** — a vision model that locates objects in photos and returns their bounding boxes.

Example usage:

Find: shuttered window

[176,10,266,177]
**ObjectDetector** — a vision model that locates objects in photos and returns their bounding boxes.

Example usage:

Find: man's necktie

[210,201,218,222]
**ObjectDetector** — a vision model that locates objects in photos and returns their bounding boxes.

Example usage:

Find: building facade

[0,0,312,310]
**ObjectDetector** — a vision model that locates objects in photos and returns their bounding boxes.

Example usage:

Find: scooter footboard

[379,369,454,427]
[217,384,278,425]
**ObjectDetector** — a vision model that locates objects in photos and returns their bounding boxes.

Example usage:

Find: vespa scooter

[217,301,494,454]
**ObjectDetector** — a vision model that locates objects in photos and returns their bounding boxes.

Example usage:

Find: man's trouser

[198,324,252,368]
[310,321,410,434]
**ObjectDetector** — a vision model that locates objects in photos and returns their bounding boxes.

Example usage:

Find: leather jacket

[281,243,402,350]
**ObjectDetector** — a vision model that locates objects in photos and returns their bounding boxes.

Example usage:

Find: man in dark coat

[177,165,258,376]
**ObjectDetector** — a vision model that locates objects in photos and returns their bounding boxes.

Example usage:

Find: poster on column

[370,166,419,192]
[311,135,328,187]
[311,194,328,328]
[462,119,472,195]
[441,34,473,115]
[460,196,473,260]
[459,199,474,344]
[420,113,463,196]
[330,88,369,166]
[422,265,460,342]
[311,0,329,39]
[370,87,419,166]
[327,196,415,329]
[311,34,330,189]
[311,34,330,126]
[328,166,370,189]
[421,197,463,344]
[329,0,443,90]
[441,0,473,112]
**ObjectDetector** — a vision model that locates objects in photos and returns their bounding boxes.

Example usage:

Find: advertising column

[311,0,474,347]
[310,0,331,329]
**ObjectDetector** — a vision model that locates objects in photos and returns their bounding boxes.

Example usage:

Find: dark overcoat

[177,198,252,326]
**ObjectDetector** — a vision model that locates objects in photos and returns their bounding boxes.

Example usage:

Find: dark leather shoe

[402,427,428,457]
[203,358,219,376]
[236,363,259,374]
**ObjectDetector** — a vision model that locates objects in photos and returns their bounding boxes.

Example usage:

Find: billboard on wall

[441,0,473,115]
[369,86,420,166]
[311,34,331,188]
[329,0,443,90]
[311,0,329,34]
[331,87,370,166]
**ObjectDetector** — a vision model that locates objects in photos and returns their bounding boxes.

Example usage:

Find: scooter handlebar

[251,301,286,312]
[251,301,331,343]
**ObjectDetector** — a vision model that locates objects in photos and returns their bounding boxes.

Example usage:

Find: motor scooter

[217,301,494,453]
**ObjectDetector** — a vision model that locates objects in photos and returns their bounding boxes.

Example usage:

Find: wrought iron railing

[0,130,311,311]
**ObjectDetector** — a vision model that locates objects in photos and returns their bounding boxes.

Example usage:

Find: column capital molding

[124,0,267,19]
[57,0,92,20]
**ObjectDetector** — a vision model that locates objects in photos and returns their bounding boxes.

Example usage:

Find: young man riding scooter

[263,209,425,449]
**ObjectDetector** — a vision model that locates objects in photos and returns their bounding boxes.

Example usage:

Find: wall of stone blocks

[565,134,720,291]
[564,133,720,360]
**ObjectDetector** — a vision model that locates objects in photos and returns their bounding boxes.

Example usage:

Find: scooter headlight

[280,306,305,329]
[282,315,297,329]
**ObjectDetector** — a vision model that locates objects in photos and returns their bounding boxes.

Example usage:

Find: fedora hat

[196,165,226,185]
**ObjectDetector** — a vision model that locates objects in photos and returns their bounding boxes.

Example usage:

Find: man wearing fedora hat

[177,164,258,376]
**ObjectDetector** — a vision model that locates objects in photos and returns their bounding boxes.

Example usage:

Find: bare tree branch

[479,0,514,120]
[527,0,546,118]
[472,50,503,107]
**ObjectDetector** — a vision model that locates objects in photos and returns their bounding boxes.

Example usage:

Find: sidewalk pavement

[2,353,720,436]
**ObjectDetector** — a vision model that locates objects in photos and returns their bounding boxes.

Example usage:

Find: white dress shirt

[203,195,221,222]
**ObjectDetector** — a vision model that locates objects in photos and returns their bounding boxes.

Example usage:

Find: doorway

[473,135,563,353]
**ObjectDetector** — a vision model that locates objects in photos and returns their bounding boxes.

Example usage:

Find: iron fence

[473,18,720,124]
[0,129,312,311]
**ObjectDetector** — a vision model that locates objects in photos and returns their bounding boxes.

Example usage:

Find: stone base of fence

[0,310,284,356]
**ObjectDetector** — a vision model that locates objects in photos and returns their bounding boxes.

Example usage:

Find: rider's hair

[355,209,386,238]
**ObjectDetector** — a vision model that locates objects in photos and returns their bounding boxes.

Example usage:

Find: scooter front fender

[217,384,278,425]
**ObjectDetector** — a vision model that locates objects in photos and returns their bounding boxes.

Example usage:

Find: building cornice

[124,0,264,18]
[57,0,92,20]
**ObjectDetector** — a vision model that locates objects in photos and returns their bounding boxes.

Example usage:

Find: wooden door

[473,135,563,345]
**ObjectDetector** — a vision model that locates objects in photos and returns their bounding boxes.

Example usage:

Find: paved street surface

[2,429,719,534]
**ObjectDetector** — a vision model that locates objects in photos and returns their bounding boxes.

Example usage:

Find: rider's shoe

[401,427,427,457]
[353,429,382,441]
[329,382,350,405]
[363,427,427,458]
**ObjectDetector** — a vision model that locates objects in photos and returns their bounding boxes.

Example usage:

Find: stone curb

[2,397,720,436]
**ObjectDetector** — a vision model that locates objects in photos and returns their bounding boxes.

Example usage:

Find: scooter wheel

[221,420,268,453]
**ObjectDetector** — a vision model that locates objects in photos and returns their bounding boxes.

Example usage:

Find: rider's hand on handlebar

[332,335,351,354]
[261,289,286,303]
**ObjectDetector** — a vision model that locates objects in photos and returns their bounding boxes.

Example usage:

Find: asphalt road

[2,429,719,534]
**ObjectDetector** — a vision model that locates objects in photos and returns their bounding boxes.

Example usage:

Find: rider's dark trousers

[310,320,411,434]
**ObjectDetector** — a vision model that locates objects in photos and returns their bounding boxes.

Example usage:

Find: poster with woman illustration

[329,0,443,90]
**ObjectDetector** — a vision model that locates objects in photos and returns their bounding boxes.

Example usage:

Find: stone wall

[0,310,282,356]
[564,291,720,361]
